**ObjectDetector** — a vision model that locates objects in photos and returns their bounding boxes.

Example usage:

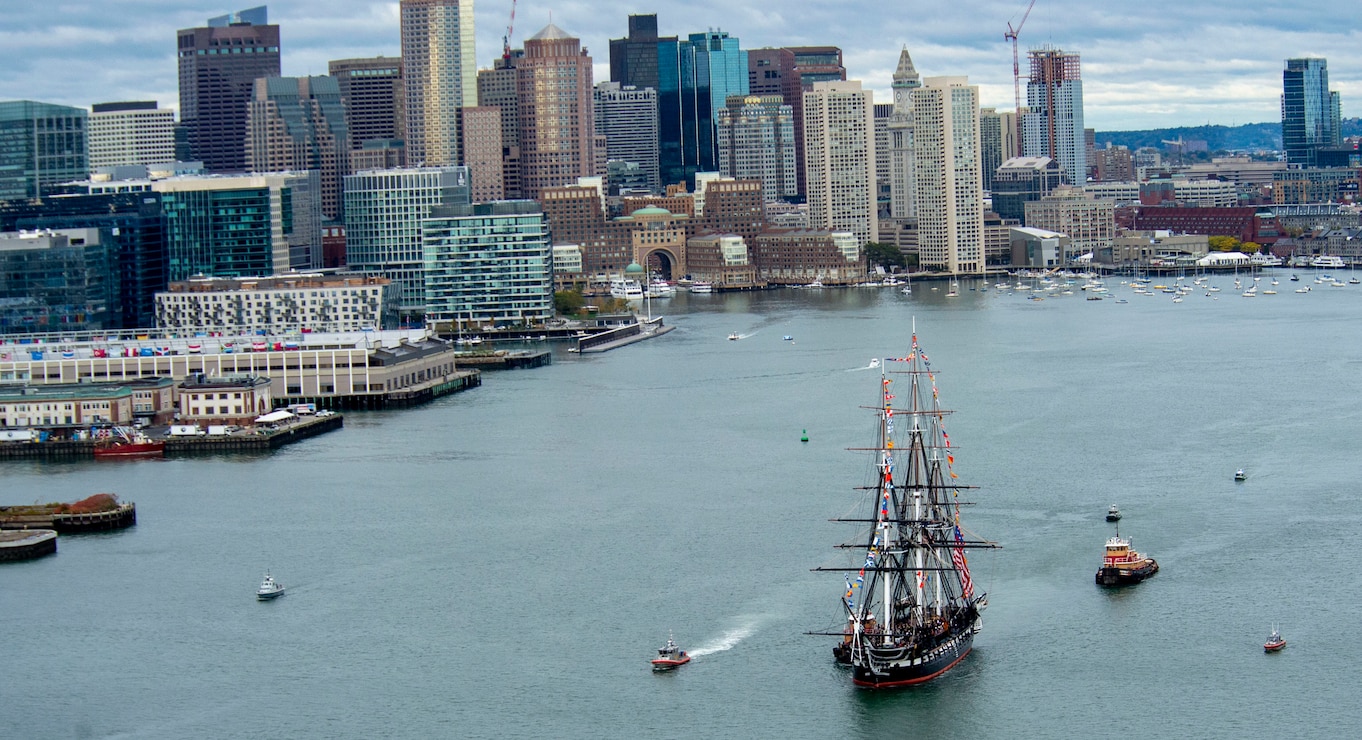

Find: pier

[452,350,552,370]
[0,530,57,562]
[577,318,675,353]
[0,502,137,532]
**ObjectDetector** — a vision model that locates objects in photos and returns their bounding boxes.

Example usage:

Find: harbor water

[4,274,1359,738]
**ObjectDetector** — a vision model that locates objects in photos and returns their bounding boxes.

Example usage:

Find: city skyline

[0,2,1356,133]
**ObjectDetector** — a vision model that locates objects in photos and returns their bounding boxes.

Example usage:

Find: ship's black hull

[1095,560,1158,586]
[850,628,974,688]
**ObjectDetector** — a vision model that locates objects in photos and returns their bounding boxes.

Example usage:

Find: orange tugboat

[1095,533,1159,586]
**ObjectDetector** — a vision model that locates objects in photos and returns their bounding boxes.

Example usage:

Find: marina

[2,279,1358,737]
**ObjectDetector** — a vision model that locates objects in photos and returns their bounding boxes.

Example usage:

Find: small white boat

[1234,469,1247,482]
[257,572,286,600]
[783,335,794,341]
[728,332,740,341]
[689,282,713,294]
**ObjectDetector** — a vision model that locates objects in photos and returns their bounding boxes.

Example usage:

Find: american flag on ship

[952,525,974,597]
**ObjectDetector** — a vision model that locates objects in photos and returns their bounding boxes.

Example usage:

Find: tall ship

[815,330,995,688]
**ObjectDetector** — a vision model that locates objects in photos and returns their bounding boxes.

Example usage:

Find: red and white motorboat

[650,635,690,671]
[1264,629,1286,653]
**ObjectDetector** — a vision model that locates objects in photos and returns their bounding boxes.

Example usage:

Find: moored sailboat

[814,329,995,688]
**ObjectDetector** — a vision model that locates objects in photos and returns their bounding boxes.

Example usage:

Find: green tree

[863,241,907,271]
[1240,241,1262,254]
[554,290,585,315]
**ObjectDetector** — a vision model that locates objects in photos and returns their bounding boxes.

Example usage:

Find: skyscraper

[912,76,983,274]
[245,76,350,220]
[594,82,661,194]
[886,46,921,219]
[477,52,522,198]
[328,57,405,154]
[1282,58,1342,167]
[608,17,748,188]
[748,46,846,201]
[979,107,1019,193]
[88,102,176,170]
[517,24,595,198]
[716,95,796,202]
[176,7,280,173]
[803,80,877,246]
[0,101,88,200]
[1022,48,1085,187]
[401,0,476,167]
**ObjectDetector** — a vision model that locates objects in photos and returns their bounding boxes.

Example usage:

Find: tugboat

[1095,533,1158,586]
[1264,628,1286,653]
[256,572,286,601]
[1105,504,1122,522]
[813,327,995,687]
[650,634,690,671]
[1235,469,1247,482]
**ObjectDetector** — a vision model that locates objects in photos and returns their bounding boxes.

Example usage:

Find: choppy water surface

[4,274,1359,738]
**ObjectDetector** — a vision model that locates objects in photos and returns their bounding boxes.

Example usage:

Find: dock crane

[502,0,518,61]
[1004,0,1037,145]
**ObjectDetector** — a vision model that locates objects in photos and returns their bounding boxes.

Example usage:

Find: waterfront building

[612,206,689,280]
[176,7,281,173]
[980,108,1019,193]
[0,383,149,428]
[1022,48,1085,186]
[87,102,176,171]
[153,172,323,279]
[0,192,165,330]
[803,81,877,247]
[517,24,596,198]
[594,82,661,194]
[551,244,585,290]
[458,107,505,202]
[992,156,1063,225]
[0,329,470,409]
[717,96,796,203]
[401,0,477,167]
[0,101,88,201]
[246,76,350,220]
[685,234,759,288]
[0,228,113,334]
[983,211,1020,266]
[328,57,405,156]
[342,166,471,321]
[156,273,397,334]
[1009,225,1068,268]
[750,229,863,285]
[1127,205,1282,246]
[886,47,921,219]
[1104,231,1210,268]
[912,76,984,274]
[1282,58,1342,168]
[178,375,272,425]
[1024,187,1116,261]
[421,201,552,327]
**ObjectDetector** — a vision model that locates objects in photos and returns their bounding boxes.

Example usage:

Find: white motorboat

[257,572,286,600]
[610,278,645,301]
[689,282,713,294]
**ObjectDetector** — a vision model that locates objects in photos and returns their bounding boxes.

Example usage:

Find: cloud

[0,1,1357,132]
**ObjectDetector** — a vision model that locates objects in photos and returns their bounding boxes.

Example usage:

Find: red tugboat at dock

[650,634,690,671]
[93,427,165,459]
[1095,534,1159,586]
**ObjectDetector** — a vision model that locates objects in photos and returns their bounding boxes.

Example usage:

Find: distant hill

[1096,118,1362,153]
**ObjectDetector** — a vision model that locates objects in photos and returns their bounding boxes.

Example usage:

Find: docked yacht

[610,278,645,301]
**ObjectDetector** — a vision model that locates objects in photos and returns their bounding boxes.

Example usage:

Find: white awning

[254,410,295,423]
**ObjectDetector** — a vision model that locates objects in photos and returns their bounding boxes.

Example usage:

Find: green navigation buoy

[801,429,809,443]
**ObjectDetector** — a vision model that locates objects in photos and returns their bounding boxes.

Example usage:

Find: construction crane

[502,0,518,61]
[1004,0,1038,145]
[1162,137,1186,167]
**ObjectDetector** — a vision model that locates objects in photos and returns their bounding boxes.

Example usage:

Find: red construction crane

[1004,0,1037,145]
[502,0,518,61]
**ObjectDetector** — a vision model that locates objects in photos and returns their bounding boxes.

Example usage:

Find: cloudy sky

[1,1,1355,132]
